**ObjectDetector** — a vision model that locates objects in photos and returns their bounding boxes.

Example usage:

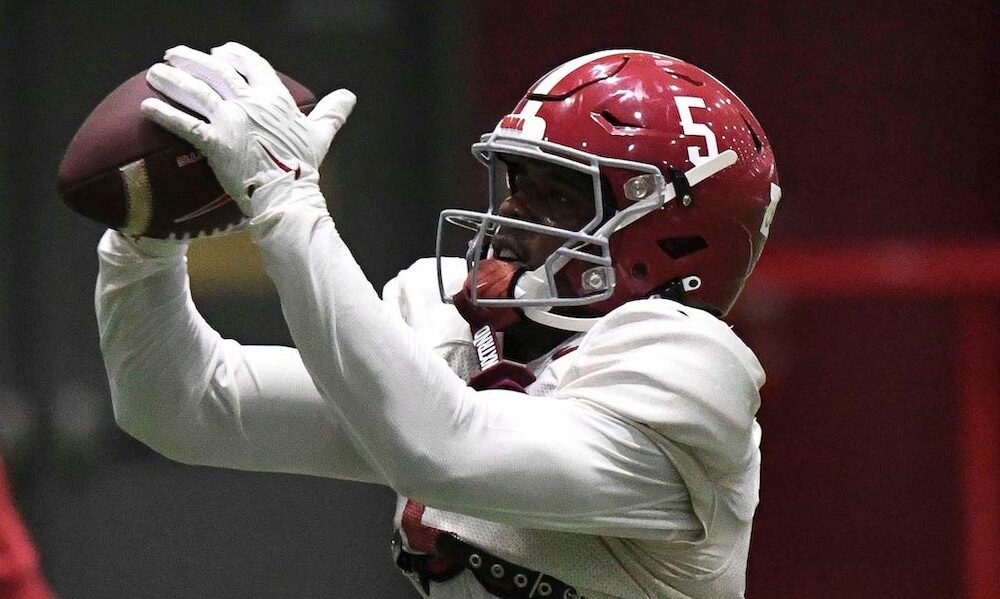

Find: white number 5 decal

[674,96,718,166]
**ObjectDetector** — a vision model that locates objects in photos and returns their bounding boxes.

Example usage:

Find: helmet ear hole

[741,115,763,152]
[631,262,648,279]
[657,236,708,260]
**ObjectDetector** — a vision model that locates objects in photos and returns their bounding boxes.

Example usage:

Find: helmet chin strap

[514,269,599,332]
[521,307,598,333]
[514,271,705,332]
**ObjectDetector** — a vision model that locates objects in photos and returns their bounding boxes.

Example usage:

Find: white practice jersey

[96,201,765,598]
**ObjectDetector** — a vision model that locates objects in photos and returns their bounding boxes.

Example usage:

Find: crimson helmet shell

[437,50,781,330]
[517,51,779,315]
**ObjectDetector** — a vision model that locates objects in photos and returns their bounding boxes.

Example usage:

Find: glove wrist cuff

[117,231,190,258]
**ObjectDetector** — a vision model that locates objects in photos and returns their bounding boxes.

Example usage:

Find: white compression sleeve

[95,229,381,483]
[248,180,696,537]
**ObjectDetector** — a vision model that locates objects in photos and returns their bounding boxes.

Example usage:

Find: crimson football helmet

[437,50,781,331]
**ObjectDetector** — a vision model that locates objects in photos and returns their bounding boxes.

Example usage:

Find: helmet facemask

[440,125,715,330]
[437,129,740,332]
[440,137,611,304]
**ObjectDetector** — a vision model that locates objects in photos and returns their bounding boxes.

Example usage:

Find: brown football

[57,69,315,239]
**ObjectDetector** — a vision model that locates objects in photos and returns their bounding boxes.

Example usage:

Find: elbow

[111,395,148,442]
[111,395,201,465]
[382,449,457,503]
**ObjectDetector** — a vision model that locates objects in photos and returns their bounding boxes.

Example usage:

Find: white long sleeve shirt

[96,196,765,598]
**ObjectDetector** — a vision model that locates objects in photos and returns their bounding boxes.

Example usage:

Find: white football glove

[140,42,356,217]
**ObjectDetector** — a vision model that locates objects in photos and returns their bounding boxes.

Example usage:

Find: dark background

[1,1,997,597]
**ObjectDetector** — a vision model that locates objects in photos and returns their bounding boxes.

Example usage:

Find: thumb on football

[308,89,356,144]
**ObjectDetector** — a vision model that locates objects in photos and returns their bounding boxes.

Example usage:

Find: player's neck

[500,318,576,363]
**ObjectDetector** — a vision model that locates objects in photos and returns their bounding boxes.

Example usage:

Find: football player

[96,43,780,598]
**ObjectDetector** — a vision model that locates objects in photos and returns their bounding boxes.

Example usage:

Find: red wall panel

[473,3,999,597]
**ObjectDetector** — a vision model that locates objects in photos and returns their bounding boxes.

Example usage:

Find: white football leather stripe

[119,159,153,237]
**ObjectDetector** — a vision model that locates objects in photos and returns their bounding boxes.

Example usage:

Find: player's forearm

[249,196,688,531]
[96,230,234,460]
[96,230,383,481]
[249,192,468,488]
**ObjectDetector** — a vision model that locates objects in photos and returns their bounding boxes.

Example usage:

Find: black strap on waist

[393,530,584,599]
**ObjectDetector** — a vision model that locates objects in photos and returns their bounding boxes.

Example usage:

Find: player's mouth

[490,237,527,266]
[496,247,519,262]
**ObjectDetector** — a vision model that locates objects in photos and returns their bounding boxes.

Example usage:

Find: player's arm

[96,230,381,483]
[253,207,717,538]
[139,43,714,538]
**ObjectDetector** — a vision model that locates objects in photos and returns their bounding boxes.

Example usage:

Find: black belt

[393,530,584,599]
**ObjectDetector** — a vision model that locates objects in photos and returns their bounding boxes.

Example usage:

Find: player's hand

[139,42,356,216]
